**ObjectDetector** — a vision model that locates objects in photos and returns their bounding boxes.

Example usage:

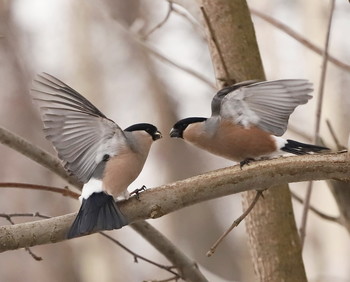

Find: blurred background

[0,0,349,281]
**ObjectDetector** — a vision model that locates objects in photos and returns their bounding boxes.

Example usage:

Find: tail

[281,139,329,155]
[67,192,128,239]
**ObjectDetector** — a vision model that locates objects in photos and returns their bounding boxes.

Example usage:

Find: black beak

[153,130,162,141]
[169,128,181,138]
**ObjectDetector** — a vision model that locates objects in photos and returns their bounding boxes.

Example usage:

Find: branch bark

[199,0,308,280]
[1,152,348,252]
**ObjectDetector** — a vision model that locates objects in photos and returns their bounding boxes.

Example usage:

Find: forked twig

[206,190,263,257]
[99,232,181,279]
[143,1,173,39]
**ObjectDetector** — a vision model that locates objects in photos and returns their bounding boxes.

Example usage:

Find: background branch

[0,126,81,188]
[0,182,79,199]
[250,8,350,73]
[131,221,208,282]
[300,0,336,248]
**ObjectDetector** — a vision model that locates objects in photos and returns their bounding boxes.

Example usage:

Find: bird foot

[239,158,255,169]
[129,185,147,200]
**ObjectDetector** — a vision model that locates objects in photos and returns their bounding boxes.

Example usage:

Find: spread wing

[31,73,127,183]
[215,79,313,136]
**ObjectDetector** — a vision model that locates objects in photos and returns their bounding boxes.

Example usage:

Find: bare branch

[291,192,341,224]
[0,126,81,188]
[201,6,233,85]
[207,190,263,257]
[0,152,349,252]
[88,2,216,89]
[301,0,336,248]
[143,1,173,39]
[131,221,208,282]
[100,231,181,279]
[140,41,216,89]
[250,8,350,73]
[326,119,347,151]
[314,0,335,141]
[0,182,79,199]
[299,181,313,247]
[0,213,51,220]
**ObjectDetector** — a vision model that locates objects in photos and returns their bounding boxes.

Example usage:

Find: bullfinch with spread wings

[170,80,328,166]
[32,73,162,238]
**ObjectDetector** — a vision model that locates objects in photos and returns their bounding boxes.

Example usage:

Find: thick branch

[0,152,348,252]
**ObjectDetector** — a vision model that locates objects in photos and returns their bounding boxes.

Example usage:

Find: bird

[170,79,328,167]
[31,73,162,238]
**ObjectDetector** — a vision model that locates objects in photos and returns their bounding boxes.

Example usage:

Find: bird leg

[239,158,255,169]
[129,185,147,200]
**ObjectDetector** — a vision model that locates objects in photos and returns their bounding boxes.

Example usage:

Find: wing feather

[218,79,313,136]
[31,73,127,183]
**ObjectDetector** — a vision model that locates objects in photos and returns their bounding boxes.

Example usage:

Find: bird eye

[102,154,110,161]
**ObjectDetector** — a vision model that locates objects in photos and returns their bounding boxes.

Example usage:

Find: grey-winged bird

[170,80,328,166]
[31,73,162,238]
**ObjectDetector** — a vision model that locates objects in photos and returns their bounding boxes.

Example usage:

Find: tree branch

[131,221,208,282]
[250,8,350,73]
[100,231,181,279]
[0,152,348,252]
[0,126,81,188]
[0,182,79,199]
[300,0,336,248]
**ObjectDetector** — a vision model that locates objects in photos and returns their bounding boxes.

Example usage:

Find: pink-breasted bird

[31,73,162,238]
[170,80,328,166]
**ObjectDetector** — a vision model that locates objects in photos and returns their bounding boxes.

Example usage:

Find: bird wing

[31,73,128,183]
[217,79,313,136]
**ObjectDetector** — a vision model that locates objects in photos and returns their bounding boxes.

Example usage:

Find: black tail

[67,192,128,239]
[281,139,329,155]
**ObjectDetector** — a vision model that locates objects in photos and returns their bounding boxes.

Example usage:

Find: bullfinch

[170,79,328,166]
[31,73,162,238]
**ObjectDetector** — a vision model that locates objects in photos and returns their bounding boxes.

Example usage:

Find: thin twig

[300,0,336,248]
[172,5,202,34]
[89,2,216,89]
[250,8,350,73]
[144,276,180,282]
[315,0,336,141]
[0,212,51,220]
[206,190,263,257]
[143,1,173,39]
[131,221,208,282]
[141,41,216,89]
[299,181,313,247]
[0,126,81,188]
[0,182,79,199]
[326,119,347,151]
[291,192,341,223]
[200,6,233,86]
[99,232,180,278]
